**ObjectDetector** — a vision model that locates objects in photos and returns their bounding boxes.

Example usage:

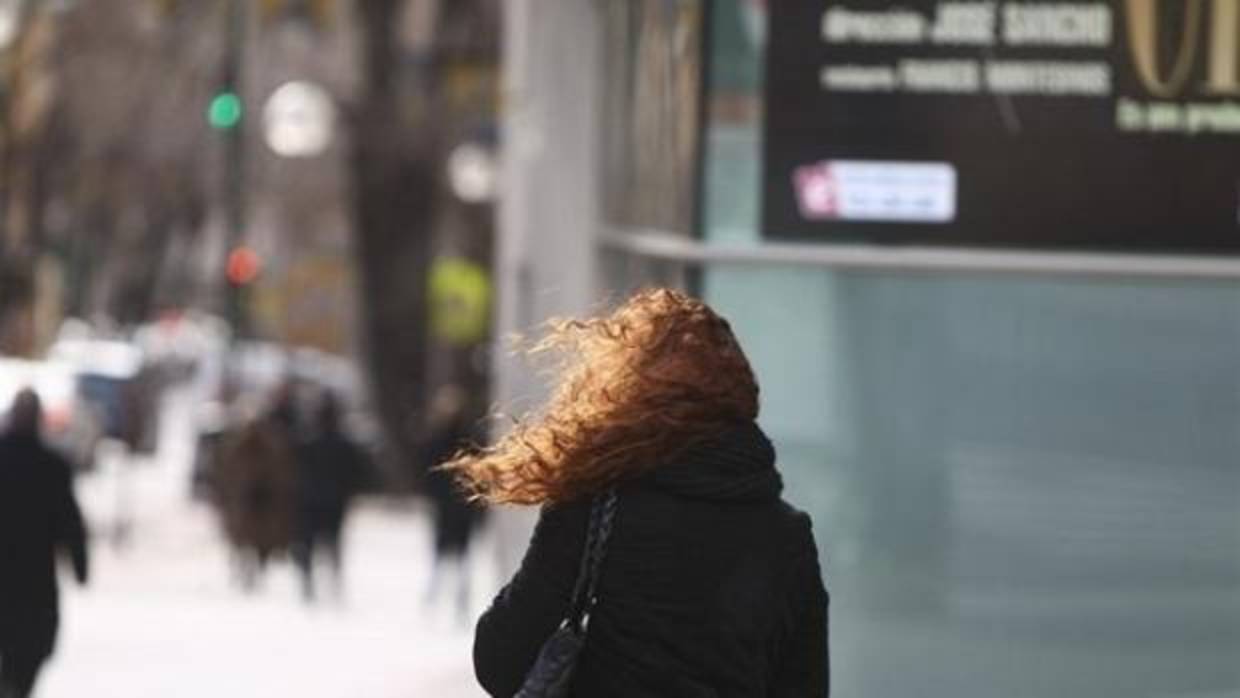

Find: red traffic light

[226,246,262,285]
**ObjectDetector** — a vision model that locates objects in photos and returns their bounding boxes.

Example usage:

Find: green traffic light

[208,92,243,129]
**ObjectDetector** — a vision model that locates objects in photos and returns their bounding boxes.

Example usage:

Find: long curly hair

[443,288,759,505]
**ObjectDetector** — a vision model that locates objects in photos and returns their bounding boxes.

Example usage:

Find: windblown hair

[444,288,759,505]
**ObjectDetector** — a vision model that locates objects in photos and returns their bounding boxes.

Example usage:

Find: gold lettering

[1206,0,1240,94]
[1125,0,1204,97]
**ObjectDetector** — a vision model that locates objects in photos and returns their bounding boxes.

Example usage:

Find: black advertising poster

[763,1,1240,253]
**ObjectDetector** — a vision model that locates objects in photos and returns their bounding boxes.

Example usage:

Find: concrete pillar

[489,0,602,579]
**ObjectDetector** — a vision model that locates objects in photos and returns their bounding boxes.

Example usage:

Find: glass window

[696,2,1240,696]
[600,0,704,236]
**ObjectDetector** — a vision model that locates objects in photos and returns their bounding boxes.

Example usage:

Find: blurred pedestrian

[268,378,300,437]
[214,393,297,591]
[445,289,829,697]
[422,385,486,622]
[292,391,367,603]
[0,389,89,698]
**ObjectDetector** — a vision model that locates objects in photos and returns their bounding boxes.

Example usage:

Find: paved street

[35,389,493,698]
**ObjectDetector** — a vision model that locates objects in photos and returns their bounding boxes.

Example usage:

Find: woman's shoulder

[529,495,594,548]
[773,498,814,530]
[534,485,819,556]
[772,498,820,555]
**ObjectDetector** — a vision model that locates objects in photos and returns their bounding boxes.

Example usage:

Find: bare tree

[349,0,498,480]
[48,1,216,323]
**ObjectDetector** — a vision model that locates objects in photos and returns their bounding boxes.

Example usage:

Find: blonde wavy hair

[443,288,759,505]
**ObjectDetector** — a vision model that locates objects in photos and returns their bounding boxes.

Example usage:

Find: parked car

[133,310,228,385]
[47,338,161,455]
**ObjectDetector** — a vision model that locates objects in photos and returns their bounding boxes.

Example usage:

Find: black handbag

[515,489,619,698]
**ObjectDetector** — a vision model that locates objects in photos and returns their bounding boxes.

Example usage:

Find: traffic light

[207,91,243,130]
[225,246,261,285]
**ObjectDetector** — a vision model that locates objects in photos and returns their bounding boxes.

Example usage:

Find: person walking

[292,391,367,603]
[422,385,486,622]
[445,289,829,697]
[214,394,297,591]
[0,389,89,698]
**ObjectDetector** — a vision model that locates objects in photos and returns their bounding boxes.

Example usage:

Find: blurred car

[47,338,161,455]
[0,357,104,472]
[133,310,228,385]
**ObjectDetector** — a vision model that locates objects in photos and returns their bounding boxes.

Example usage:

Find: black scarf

[641,421,783,502]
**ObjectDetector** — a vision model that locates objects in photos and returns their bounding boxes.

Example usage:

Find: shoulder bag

[515,489,619,698]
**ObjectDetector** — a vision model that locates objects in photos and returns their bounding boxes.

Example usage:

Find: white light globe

[263,81,336,158]
[447,143,497,203]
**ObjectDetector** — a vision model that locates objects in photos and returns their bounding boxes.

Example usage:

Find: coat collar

[640,421,783,502]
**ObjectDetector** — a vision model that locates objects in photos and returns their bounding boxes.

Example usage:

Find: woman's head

[445,288,758,505]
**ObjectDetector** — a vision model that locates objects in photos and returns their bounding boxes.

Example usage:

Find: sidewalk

[36,388,492,698]
[40,495,490,698]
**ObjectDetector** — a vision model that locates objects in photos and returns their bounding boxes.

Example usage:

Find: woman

[446,289,829,697]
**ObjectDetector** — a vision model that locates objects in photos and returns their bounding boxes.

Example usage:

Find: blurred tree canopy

[0,0,500,484]
[0,0,214,350]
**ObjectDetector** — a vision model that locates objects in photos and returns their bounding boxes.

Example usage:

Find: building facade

[498,2,1240,695]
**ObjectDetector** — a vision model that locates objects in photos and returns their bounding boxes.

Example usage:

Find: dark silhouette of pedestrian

[422,386,485,621]
[215,401,296,591]
[0,388,89,698]
[444,289,829,697]
[292,391,367,603]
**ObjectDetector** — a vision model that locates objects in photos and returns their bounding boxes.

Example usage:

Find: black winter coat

[424,420,486,556]
[0,433,88,641]
[295,429,367,511]
[474,422,829,697]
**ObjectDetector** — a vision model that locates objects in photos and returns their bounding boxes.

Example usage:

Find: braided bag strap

[567,489,618,632]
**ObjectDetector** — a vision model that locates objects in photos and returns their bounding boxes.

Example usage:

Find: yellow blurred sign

[428,256,490,346]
